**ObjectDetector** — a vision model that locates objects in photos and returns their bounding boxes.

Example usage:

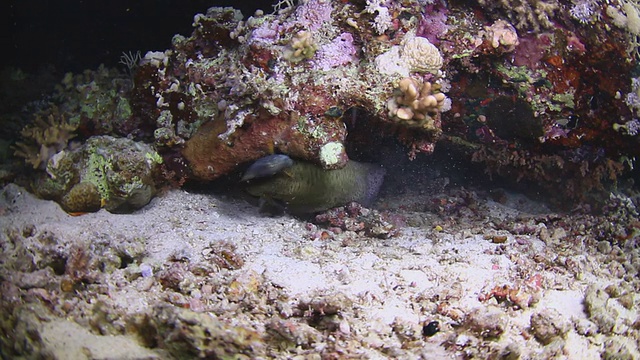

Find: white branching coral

[365,0,393,35]
[387,78,448,128]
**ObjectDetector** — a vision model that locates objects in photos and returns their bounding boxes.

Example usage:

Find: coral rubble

[1,177,639,358]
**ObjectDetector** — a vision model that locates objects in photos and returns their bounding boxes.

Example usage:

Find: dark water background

[0,0,273,73]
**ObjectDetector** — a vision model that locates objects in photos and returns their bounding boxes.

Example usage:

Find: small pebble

[597,240,612,254]
[530,308,570,345]
[339,320,351,334]
[140,263,153,278]
[466,306,507,338]
[574,318,598,336]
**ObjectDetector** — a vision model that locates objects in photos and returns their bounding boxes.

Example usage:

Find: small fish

[245,157,386,213]
[241,154,295,182]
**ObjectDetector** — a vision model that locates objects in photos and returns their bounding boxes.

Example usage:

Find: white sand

[0,183,638,359]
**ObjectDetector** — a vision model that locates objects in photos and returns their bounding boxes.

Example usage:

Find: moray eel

[240,154,294,182]
[243,156,386,213]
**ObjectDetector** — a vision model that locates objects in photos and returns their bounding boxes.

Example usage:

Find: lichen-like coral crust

[33,136,162,214]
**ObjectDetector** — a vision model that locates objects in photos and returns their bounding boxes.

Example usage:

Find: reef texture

[124,0,640,206]
[6,0,640,209]
[13,106,78,170]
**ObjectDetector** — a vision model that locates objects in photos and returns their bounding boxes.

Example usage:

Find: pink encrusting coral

[416,4,449,44]
[286,0,333,31]
[511,33,552,69]
[312,33,357,71]
[248,20,282,45]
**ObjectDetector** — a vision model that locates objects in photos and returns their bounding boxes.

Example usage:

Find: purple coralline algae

[312,33,357,71]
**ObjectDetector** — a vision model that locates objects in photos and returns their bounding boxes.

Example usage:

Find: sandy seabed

[0,179,638,359]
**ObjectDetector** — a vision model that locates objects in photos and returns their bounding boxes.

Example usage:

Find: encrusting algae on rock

[32,136,162,214]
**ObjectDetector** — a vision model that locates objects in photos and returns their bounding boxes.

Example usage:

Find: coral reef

[130,0,637,205]
[9,0,640,208]
[52,65,137,138]
[8,64,159,212]
[473,0,559,31]
[130,2,453,181]
[433,0,640,204]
